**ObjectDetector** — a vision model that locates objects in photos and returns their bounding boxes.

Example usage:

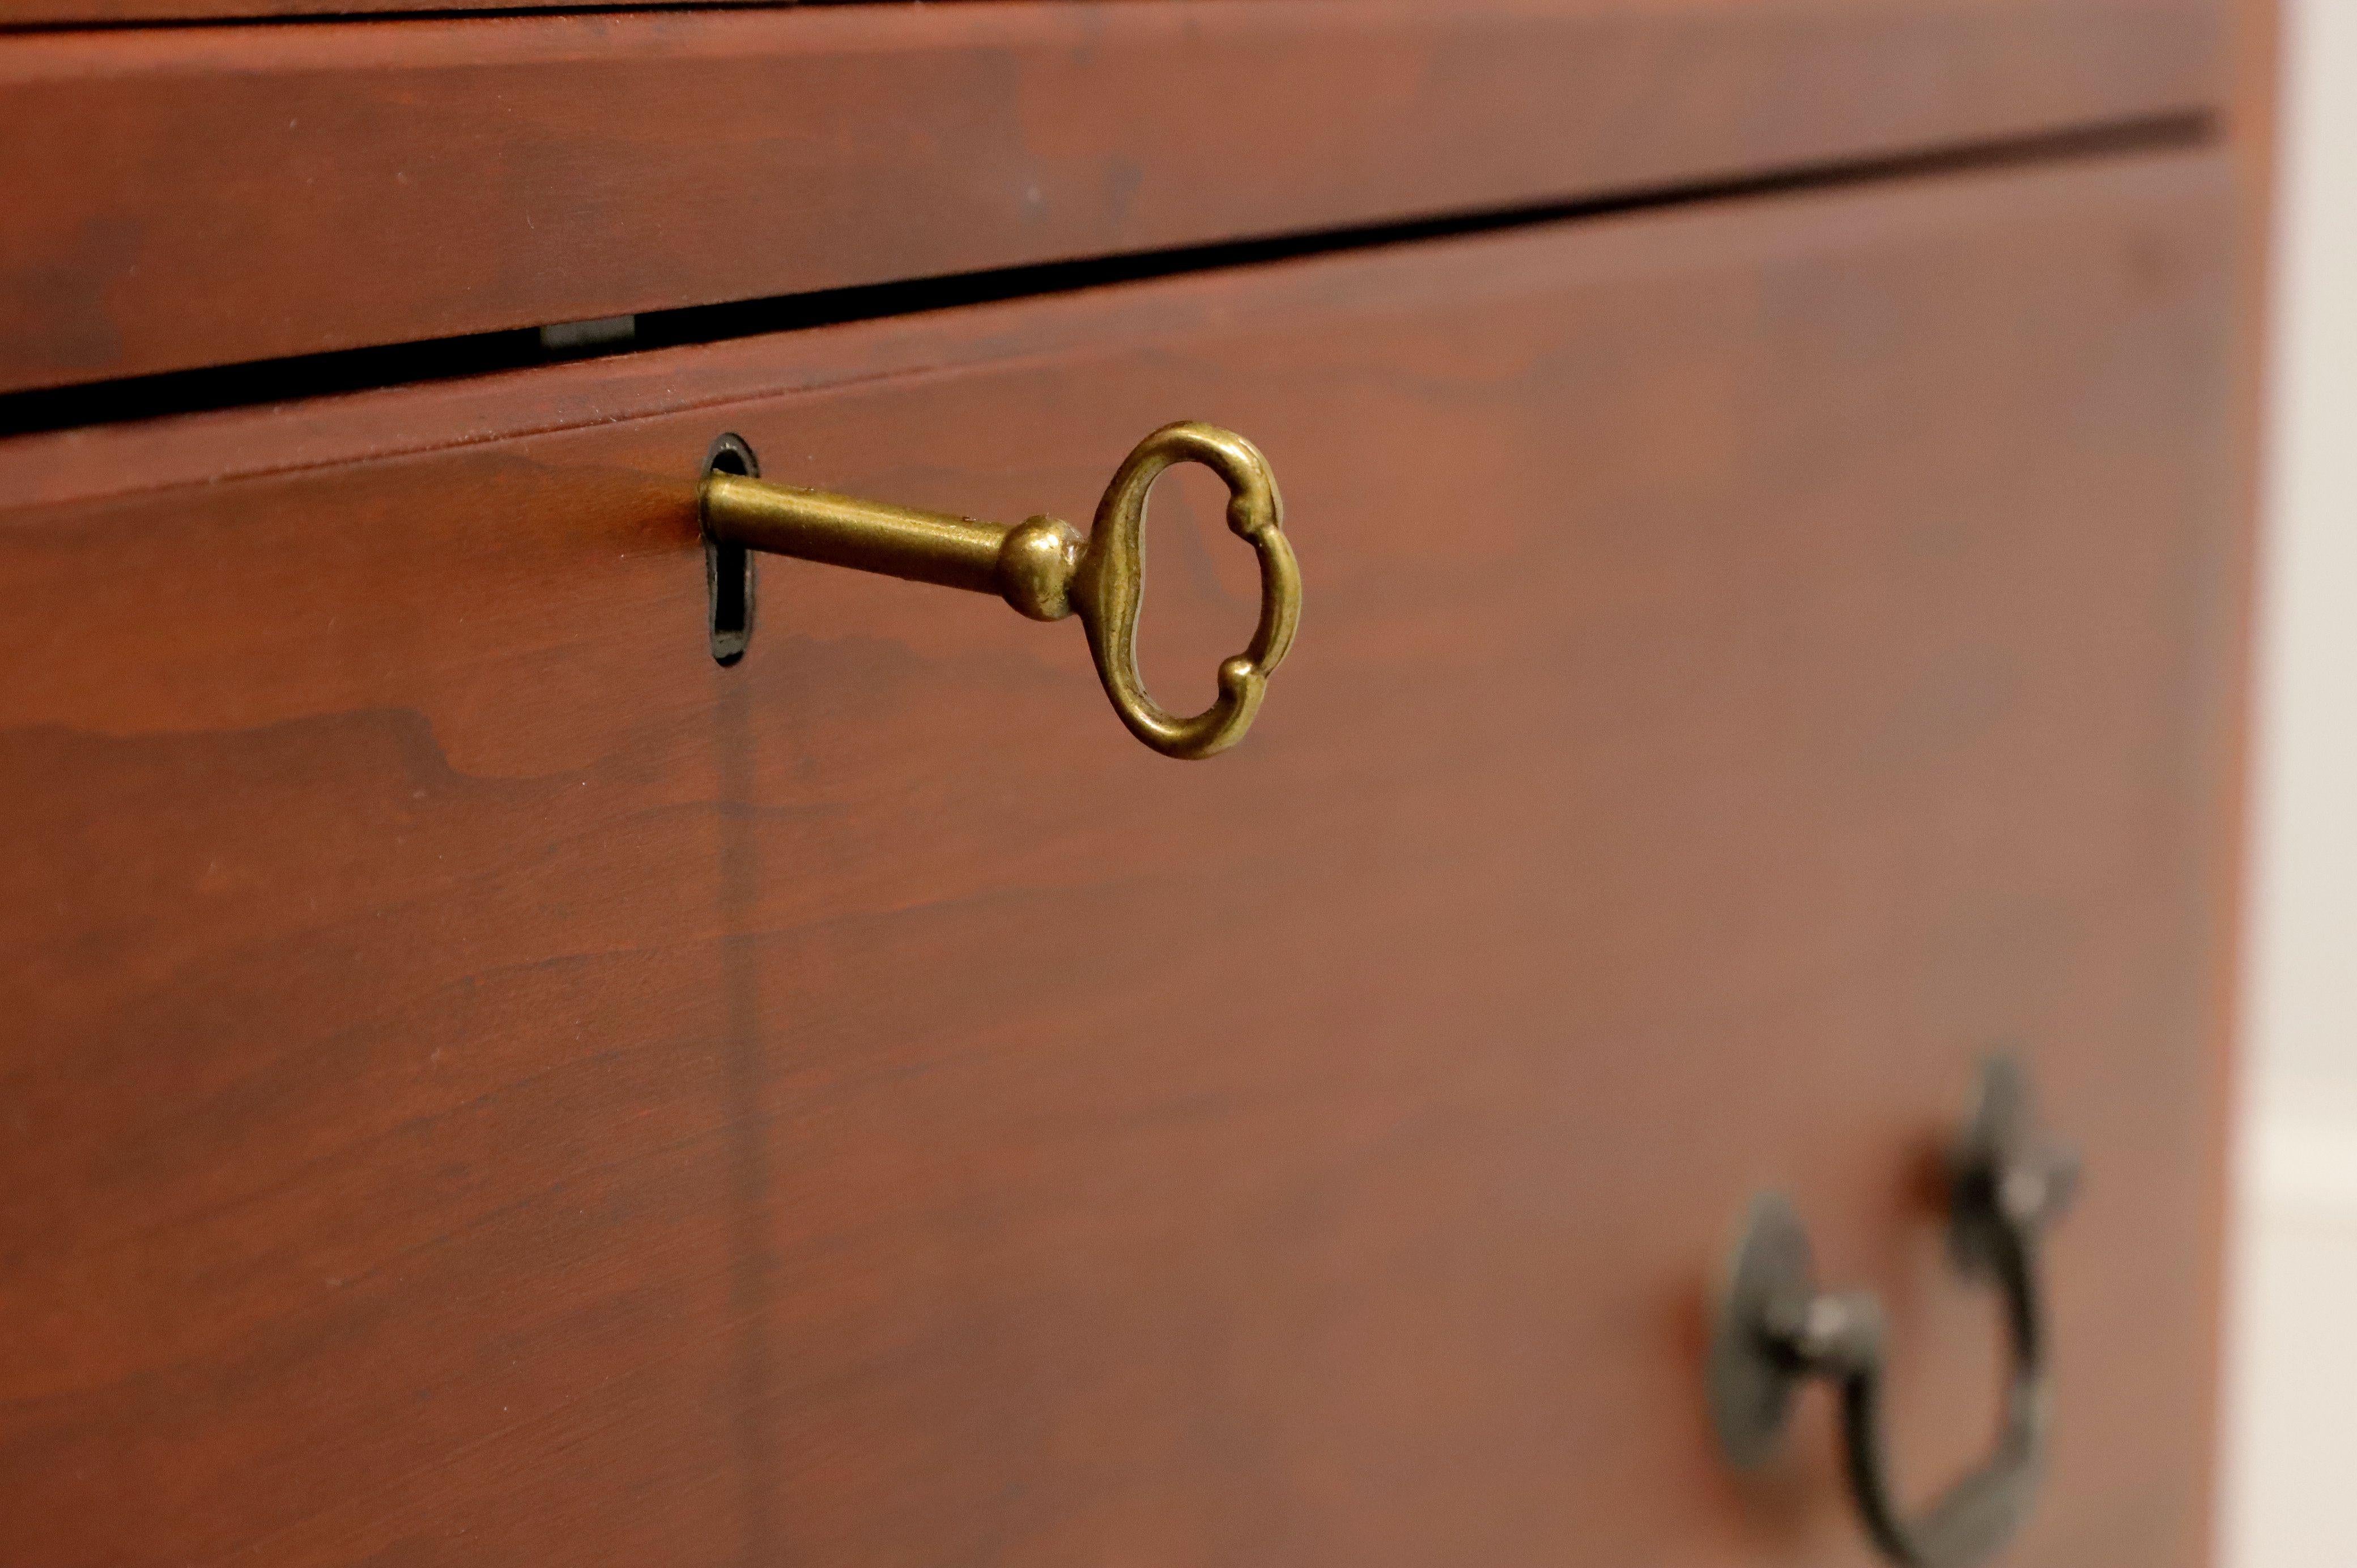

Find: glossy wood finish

[0,0,2225,398]
[0,148,2249,1566]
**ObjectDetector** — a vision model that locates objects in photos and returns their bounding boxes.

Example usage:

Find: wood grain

[0,0,2224,397]
[0,149,2249,1566]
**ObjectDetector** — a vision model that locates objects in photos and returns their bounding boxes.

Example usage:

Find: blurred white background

[2220,0,2357,1562]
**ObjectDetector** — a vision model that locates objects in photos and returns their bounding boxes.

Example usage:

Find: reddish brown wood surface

[0,149,2248,1565]
[2168,2,2279,1558]
[0,0,2225,398]
[0,0,2230,49]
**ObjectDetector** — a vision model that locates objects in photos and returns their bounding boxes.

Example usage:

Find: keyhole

[704,433,758,665]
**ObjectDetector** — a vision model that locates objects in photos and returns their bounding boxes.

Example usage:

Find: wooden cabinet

[0,3,2265,1566]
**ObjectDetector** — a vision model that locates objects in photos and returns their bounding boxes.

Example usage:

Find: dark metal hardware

[1708,1058,2079,1567]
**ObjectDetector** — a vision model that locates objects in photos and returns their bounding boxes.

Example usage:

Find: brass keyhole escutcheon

[698,422,1301,760]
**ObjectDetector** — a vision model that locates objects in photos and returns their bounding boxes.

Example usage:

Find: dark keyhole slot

[705,433,759,665]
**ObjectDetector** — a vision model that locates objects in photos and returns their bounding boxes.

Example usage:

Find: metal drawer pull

[700,422,1301,760]
[1708,1058,2079,1567]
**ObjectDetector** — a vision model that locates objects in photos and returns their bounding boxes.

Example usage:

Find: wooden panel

[0,0,2228,48]
[0,149,2248,1566]
[0,0,2224,398]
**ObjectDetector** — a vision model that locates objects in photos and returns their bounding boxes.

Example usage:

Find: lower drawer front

[0,148,2241,1566]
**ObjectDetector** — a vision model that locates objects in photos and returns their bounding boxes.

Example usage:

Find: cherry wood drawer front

[0,0,2227,38]
[0,0,2223,398]
[0,150,2244,1566]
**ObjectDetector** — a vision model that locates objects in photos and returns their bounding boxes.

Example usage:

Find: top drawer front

[0,0,2221,397]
